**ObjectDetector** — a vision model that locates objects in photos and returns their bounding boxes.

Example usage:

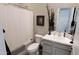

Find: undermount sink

[42,34,72,46]
[57,37,72,44]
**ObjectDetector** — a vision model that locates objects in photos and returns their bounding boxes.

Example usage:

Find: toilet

[27,34,43,55]
[27,43,39,55]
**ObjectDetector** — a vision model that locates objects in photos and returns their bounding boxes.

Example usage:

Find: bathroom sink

[56,37,72,44]
[42,34,72,46]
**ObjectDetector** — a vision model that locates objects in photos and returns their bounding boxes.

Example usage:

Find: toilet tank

[35,34,43,43]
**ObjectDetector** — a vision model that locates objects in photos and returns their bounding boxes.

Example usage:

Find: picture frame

[36,15,44,26]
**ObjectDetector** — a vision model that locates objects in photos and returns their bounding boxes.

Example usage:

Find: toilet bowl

[27,43,39,55]
[27,34,43,55]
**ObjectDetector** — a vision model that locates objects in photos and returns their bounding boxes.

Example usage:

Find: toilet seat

[27,43,39,53]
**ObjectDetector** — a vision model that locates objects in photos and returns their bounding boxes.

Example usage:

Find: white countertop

[42,34,73,46]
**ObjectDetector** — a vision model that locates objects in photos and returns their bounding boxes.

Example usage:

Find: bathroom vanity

[41,34,72,55]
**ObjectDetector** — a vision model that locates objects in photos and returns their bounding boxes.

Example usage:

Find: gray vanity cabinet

[41,39,72,55]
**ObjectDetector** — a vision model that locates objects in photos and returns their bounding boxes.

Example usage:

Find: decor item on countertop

[50,11,55,31]
[64,30,66,37]
[47,4,51,35]
[47,4,55,35]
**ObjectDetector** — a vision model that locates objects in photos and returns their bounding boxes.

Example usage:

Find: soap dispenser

[64,30,66,37]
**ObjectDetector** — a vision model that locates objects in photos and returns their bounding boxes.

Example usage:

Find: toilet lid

[27,43,39,51]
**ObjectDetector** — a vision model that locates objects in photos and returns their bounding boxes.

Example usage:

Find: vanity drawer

[41,40,53,54]
[43,44,52,53]
[41,40,53,45]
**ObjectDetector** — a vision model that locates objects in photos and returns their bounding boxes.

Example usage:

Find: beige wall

[27,4,49,35]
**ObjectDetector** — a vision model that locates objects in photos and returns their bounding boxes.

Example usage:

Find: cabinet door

[54,43,71,55]
[54,47,71,55]
[41,40,53,54]
[43,43,52,53]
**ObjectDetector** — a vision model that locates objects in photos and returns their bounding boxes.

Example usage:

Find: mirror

[56,8,72,33]
[49,8,77,36]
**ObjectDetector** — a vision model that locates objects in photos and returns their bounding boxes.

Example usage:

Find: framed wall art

[36,15,44,26]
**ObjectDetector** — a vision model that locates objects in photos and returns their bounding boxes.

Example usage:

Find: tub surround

[0,5,33,52]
